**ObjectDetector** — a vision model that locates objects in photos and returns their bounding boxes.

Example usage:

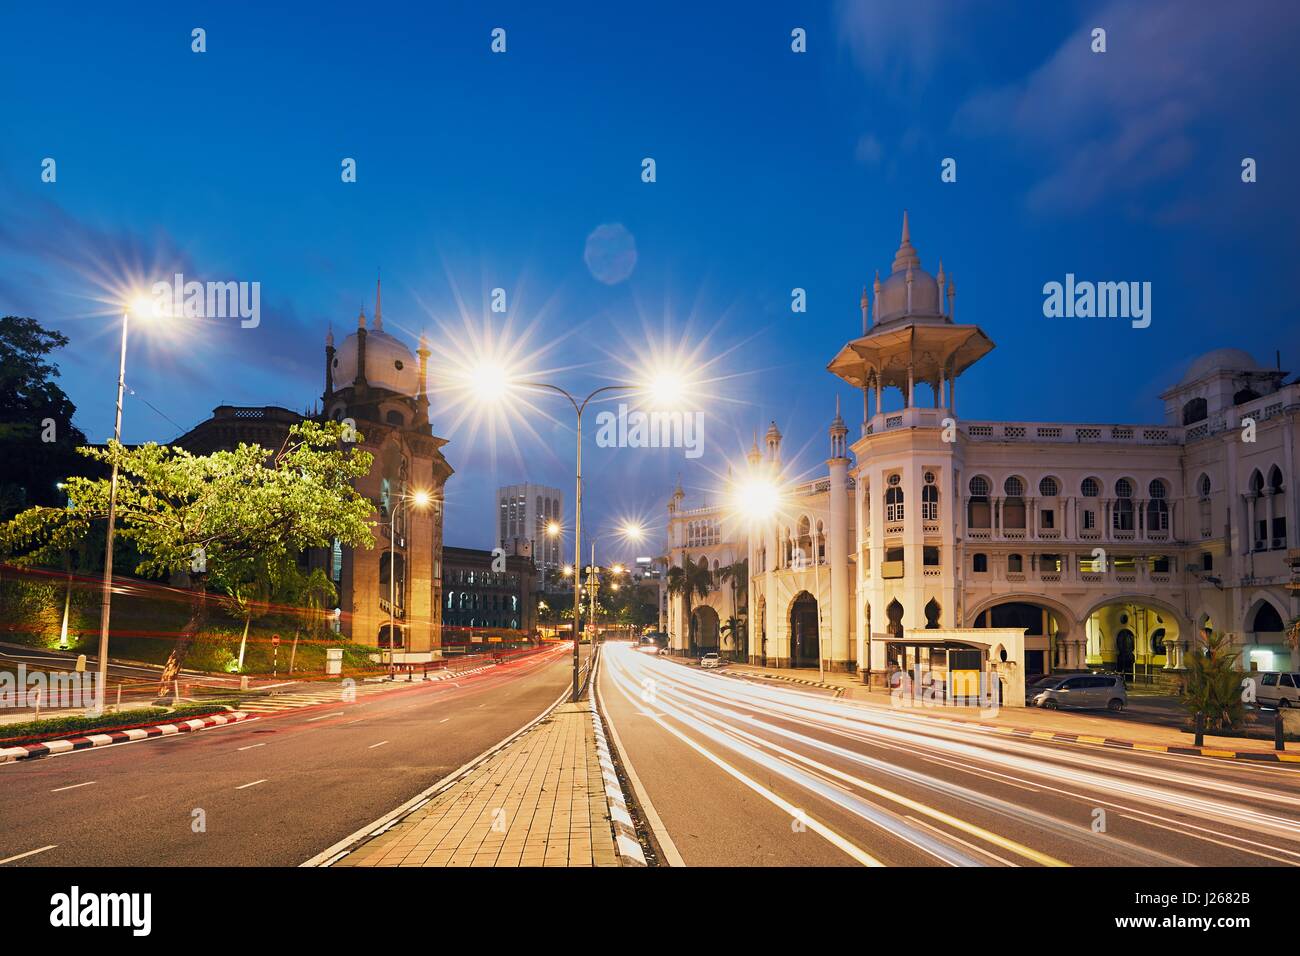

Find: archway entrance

[974,600,1068,678]
[789,592,820,668]
[1085,600,1179,681]
[693,606,720,653]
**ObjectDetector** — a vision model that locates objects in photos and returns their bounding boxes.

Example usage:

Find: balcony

[881,560,905,579]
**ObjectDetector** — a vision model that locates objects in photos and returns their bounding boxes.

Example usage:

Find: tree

[0,420,375,687]
[666,556,712,654]
[1182,628,1245,732]
[0,316,88,519]
[717,557,749,660]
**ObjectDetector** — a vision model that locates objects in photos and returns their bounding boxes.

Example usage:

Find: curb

[0,711,252,764]
[719,668,846,698]
[589,695,646,867]
[953,716,1300,764]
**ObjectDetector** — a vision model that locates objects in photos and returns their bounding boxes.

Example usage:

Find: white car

[699,652,722,669]
[1256,672,1300,708]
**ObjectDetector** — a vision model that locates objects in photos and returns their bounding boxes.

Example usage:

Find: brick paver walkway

[334,701,619,867]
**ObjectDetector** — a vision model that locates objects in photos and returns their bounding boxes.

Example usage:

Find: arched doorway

[789,592,819,668]
[693,606,720,653]
[378,623,405,649]
[1084,599,1182,681]
[972,599,1069,678]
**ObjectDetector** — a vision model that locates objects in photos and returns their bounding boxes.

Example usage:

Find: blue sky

[2,1,1297,560]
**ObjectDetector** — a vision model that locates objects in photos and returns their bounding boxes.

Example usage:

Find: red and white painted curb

[0,711,252,764]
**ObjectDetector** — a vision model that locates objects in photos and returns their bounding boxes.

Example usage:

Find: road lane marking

[50,781,96,793]
[605,657,883,866]
[236,779,268,790]
[439,718,450,723]
[368,740,389,749]
[237,743,265,752]
[307,712,344,722]
[0,845,57,865]
[1120,813,1299,866]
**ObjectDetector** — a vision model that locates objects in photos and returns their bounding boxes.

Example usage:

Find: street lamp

[382,488,432,678]
[585,523,643,646]
[95,297,160,714]
[470,365,678,702]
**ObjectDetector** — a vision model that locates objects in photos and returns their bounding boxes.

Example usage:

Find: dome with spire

[1179,348,1264,385]
[330,279,420,396]
[874,211,948,326]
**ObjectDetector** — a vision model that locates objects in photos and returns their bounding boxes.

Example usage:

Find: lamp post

[383,488,431,677]
[584,532,639,647]
[95,301,151,714]
[469,365,690,702]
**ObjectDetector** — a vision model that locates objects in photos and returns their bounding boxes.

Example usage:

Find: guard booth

[872,628,1026,707]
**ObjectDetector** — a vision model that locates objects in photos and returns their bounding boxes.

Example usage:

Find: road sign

[272,635,281,646]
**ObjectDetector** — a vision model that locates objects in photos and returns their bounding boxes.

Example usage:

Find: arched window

[1269,465,1284,492]
[1252,602,1284,633]
[922,471,939,520]
[385,410,405,427]
[1081,477,1101,497]
[1182,397,1207,425]
[1003,476,1026,529]
[1250,470,1265,495]
[885,474,904,522]
[1234,387,1260,405]
[1038,476,1060,497]
[967,476,991,529]
[1113,478,1134,531]
[1147,479,1169,532]
[924,598,941,629]
[1198,474,1211,498]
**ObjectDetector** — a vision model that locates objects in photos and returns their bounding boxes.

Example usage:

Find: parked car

[1029,673,1127,712]
[637,640,663,656]
[699,652,723,669]
[1255,672,1300,708]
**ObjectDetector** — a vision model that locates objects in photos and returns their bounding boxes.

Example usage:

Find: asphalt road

[599,643,1300,867]
[0,643,583,866]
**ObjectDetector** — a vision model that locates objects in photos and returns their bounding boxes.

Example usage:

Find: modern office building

[496,482,564,575]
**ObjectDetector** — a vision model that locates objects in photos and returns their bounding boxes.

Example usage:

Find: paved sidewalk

[712,660,1296,760]
[333,700,621,867]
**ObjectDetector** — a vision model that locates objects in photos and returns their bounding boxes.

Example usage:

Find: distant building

[441,545,538,651]
[496,482,564,574]
[175,280,454,659]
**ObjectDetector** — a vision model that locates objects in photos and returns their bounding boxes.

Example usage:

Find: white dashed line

[50,781,96,793]
[236,779,268,790]
[307,712,345,722]
[368,740,389,749]
[237,743,265,752]
[0,845,57,865]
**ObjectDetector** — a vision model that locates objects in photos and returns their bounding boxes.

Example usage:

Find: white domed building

[664,215,1299,703]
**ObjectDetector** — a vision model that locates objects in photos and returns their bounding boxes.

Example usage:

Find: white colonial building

[663,215,1299,701]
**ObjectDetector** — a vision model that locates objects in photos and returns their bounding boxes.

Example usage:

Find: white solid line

[307,711,345,722]
[50,781,96,793]
[596,649,686,867]
[237,743,265,752]
[439,718,450,723]
[236,779,268,790]
[368,740,389,749]
[0,845,57,865]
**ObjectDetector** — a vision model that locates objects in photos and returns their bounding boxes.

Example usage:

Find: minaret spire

[373,271,383,331]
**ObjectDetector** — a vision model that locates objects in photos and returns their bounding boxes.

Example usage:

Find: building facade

[496,482,564,580]
[663,215,1300,699]
[441,545,538,650]
[175,281,454,658]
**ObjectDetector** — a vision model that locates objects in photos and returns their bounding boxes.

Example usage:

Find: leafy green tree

[717,557,748,659]
[0,420,375,685]
[0,316,88,518]
[1182,628,1245,731]
[666,556,712,654]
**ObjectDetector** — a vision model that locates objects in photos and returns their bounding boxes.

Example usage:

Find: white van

[1255,672,1300,708]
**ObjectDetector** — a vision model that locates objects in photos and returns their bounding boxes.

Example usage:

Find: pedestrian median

[326,692,642,867]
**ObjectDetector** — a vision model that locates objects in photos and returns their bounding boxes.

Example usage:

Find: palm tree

[716,557,749,660]
[1182,628,1244,732]
[666,556,712,655]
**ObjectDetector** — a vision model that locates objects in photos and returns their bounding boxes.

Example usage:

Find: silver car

[699,652,722,669]
[1029,673,1127,712]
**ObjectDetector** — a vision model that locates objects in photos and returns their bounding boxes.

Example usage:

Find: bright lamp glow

[732,475,781,521]
[546,521,561,537]
[471,361,512,402]
[410,489,432,509]
[621,522,644,541]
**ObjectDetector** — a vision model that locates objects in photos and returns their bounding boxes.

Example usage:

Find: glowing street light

[383,488,433,677]
[95,295,164,713]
